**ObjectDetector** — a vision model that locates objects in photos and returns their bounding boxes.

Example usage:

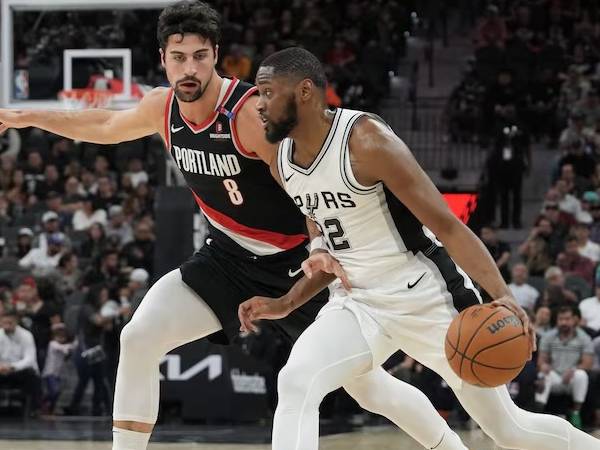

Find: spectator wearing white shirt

[34,211,71,252]
[555,179,582,219]
[72,196,107,231]
[574,222,600,263]
[125,158,149,188]
[42,323,76,414]
[579,287,600,336]
[19,233,65,276]
[0,308,42,413]
[509,263,540,312]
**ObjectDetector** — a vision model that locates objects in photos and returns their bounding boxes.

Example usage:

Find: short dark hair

[157,1,221,50]
[557,304,578,318]
[260,47,327,90]
[1,306,17,319]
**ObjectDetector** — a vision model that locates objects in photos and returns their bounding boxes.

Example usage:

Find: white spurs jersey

[277,108,440,290]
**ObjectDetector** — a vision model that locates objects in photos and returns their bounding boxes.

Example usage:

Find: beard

[174,73,211,103]
[265,96,298,143]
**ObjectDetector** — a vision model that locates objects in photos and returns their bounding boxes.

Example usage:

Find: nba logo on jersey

[210,121,231,140]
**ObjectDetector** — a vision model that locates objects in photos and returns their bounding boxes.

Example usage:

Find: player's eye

[194,54,206,61]
[173,55,184,62]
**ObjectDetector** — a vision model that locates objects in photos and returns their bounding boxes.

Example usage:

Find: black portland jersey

[164,78,308,256]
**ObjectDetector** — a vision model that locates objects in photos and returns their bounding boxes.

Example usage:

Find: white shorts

[318,245,482,390]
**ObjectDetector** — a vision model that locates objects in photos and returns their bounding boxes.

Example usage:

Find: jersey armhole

[230,86,260,159]
[340,113,381,195]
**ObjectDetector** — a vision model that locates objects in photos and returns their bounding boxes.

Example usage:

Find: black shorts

[180,239,329,345]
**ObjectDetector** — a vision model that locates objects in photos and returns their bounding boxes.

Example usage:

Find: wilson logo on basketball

[487,315,521,334]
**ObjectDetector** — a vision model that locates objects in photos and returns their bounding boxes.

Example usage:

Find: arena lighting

[442,192,478,224]
[1,0,177,109]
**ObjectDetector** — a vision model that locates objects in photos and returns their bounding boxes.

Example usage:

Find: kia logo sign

[159,354,223,381]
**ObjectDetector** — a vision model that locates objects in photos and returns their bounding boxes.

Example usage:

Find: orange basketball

[444,304,530,387]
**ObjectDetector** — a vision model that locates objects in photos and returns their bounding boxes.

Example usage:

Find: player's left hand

[302,251,352,291]
[238,296,290,333]
[491,295,536,357]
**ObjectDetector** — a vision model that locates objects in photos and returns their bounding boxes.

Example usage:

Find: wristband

[309,236,328,253]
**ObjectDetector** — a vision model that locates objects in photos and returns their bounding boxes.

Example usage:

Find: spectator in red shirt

[557,236,595,286]
[476,4,507,48]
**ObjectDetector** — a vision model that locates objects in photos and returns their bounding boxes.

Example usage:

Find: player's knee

[277,363,324,407]
[119,320,150,354]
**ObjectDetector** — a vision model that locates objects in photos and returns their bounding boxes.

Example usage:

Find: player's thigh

[126,268,222,346]
[281,308,373,391]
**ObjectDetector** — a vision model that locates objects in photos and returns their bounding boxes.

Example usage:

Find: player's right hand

[238,296,291,333]
[0,109,29,134]
[491,295,536,358]
[301,251,352,291]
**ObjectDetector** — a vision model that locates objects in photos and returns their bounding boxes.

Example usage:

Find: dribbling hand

[301,251,352,291]
[491,295,536,357]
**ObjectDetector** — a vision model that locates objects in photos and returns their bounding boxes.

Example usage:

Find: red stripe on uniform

[191,191,307,250]
[230,86,259,158]
[163,89,174,151]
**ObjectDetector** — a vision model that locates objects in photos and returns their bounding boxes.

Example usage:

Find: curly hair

[157,1,221,50]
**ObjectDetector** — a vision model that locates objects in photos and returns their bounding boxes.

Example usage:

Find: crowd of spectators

[433,0,600,430]
[12,0,409,110]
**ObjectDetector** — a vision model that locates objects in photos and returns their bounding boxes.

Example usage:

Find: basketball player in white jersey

[0,3,475,450]
[238,47,600,450]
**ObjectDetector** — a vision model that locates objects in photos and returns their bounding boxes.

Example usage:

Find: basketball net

[58,88,114,110]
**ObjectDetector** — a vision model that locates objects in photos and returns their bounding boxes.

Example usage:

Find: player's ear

[213,44,219,67]
[299,79,313,102]
[159,48,166,69]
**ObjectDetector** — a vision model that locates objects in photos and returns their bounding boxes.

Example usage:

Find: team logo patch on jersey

[210,121,231,140]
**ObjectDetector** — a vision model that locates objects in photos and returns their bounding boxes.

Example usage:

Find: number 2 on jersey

[223,179,244,205]
[323,218,350,251]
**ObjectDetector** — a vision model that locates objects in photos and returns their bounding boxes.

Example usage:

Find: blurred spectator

[35,211,71,252]
[35,164,63,200]
[93,155,115,182]
[82,249,122,293]
[0,308,42,414]
[573,222,600,262]
[14,227,34,259]
[579,286,600,337]
[61,176,84,214]
[125,158,149,189]
[536,305,594,428]
[476,4,507,49]
[518,217,561,276]
[524,68,560,142]
[72,196,108,231]
[41,323,76,414]
[94,176,119,211]
[126,268,149,314]
[555,179,583,219]
[19,233,66,276]
[105,205,134,246]
[80,223,109,260]
[509,263,540,312]
[489,120,530,229]
[121,221,155,274]
[556,235,595,286]
[16,277,61,370]
[0,195,11,229]
[534,305,553,340]
[480,225,511,281]
[543,266,578,304]
[558,135,596,180]
[221,44,252,80]
[49,252,81,301]
[560,164,593,198]
[80,169,97,197]
[22,151,45,198]
[65,286,111,416]
[541,201,571,239]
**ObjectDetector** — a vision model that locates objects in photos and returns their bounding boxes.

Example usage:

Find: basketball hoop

[58,88,114,110]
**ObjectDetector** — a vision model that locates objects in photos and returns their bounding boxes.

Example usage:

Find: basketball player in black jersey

[0,3,475,450]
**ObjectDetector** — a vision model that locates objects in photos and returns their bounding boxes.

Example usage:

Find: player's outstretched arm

[349,116,535,351]
[0,87,167,145]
